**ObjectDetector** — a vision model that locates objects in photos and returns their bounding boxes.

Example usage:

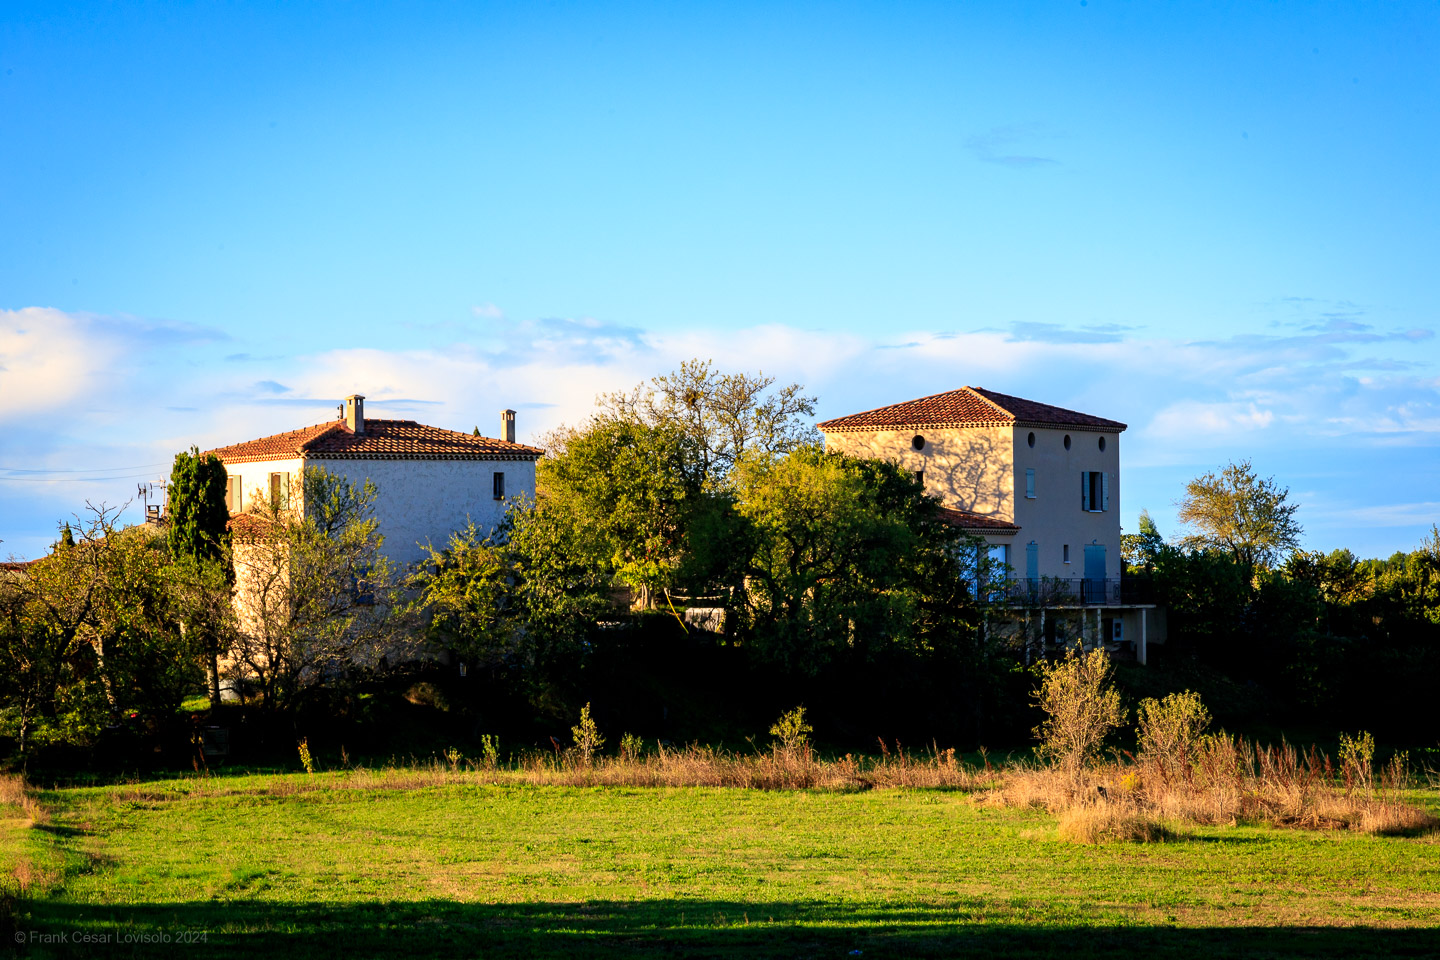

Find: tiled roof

[817,386,1126,433]
[207,419,544,464]
[937,507,1020,534]
[227,513,281,542]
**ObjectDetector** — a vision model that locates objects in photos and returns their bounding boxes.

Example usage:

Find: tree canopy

[1175,459,1302,571]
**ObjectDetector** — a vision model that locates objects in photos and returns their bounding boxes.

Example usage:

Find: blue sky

[2,1,1437,559]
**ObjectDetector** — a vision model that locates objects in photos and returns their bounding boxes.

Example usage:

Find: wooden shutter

[1026,468,1035,498]
[1101,472,1110,512]
[1081,471,1090,511]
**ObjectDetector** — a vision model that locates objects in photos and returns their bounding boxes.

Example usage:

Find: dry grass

[983,734,1439,839]
[0,773,47,825]
[504,741,993,791]
[1055,801,1175,844]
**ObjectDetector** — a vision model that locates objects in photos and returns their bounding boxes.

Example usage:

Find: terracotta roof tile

[937,506,1020,533]
[207,419,544,464]
[817,386,1126,434]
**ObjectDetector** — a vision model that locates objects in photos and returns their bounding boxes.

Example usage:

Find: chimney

[501,409,516,443]
[345,394,366,435]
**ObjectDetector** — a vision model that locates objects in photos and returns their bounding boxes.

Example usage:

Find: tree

[166,447,230,564]
[1175,460,1302,571]
[166,446,233,706]
[538,419,706,607]
[1033,647,1126,776]
[1121,509,1166,571]
[0,511,115,757]
[597,359,820,488]
[229,467,412,710]
[410,521,523,675]
[730,446,983,672]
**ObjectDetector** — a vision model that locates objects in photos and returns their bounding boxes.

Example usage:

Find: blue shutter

[1101,472,1109,512]
[1081,471,1090,511]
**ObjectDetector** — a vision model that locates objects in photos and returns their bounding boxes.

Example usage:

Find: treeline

[3,363,1438,767]
[1129,513,1440,740]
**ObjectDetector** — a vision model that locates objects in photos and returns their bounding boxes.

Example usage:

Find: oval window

[1098,436,1107,452]
[1063,434,1072,451]
[1027,431,1036,448]
[911,434,925,451]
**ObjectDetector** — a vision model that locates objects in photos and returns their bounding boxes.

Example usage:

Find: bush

[1033,648,1125,775]
[1136,690,1211,772]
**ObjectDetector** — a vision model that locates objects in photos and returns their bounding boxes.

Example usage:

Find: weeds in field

[571,702,605,766]
[477,735,500,770]
[297,737,316,775]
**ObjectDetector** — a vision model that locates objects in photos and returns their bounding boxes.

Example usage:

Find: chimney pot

[501,409,516,443]
[345,394,366,435]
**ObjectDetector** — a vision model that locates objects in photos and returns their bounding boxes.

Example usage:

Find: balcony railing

[968,577,1153,606]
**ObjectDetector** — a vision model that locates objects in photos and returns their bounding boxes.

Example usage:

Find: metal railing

[968,577,1152,606]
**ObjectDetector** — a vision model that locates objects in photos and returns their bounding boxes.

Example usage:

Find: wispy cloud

[964,123,1061,168]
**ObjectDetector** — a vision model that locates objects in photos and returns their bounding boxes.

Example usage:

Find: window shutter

[280,472,291,508]
[1081,471,1090,511]
[1026,468,1035,498]
[1102,472,1110,512]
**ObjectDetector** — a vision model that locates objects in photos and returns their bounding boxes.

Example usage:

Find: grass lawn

[4,771,1440,958]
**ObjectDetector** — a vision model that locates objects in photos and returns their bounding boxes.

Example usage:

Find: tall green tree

[1176,459,1302,572]
[730,446,983,672]
[167,446,232,706]
[597,359,820,488]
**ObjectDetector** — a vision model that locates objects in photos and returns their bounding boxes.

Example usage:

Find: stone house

[207,394,543,566]
[818,386,1161,662]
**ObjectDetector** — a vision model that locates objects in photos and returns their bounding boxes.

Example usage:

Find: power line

[0,472,167,483]
[0,462,170,475]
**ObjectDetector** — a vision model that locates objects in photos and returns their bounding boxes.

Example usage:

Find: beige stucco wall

[823,425,1015,520]
[1010,426,1122,581]
[821,422,1123,583]
[222,456,536,568]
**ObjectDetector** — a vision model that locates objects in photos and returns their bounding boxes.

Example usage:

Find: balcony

[969,576,1154,607]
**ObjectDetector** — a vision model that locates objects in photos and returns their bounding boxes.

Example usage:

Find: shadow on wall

[926,429,1010,518]
[13,898,1436,959]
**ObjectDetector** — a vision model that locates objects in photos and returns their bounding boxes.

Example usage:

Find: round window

[1027,431,1036,448]
[911,434,925,451]
[1098,436,1107,452]
[1063,434,1072,450]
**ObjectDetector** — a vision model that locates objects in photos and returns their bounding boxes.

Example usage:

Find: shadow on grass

[8,899,1438,959]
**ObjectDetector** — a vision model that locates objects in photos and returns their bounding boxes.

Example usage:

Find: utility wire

[0,462,169,475]
[0,472,167,483]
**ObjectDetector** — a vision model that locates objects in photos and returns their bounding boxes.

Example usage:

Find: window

[493,471,506,500]
[1025,468,1036,499]
[915,470,924,485]
[226,475,242,513]
[269,472,290,508]
[911,434,926,450]
[1098,435,1107,452]
[1027,431,1035,448]
[1063,544,1071,563]
[1063,434,1072,450]
[988,543,1010,566]
[1081,471,1110,512]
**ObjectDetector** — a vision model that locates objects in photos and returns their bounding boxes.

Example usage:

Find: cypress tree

[167,447,230,563]
[167,446,232,707]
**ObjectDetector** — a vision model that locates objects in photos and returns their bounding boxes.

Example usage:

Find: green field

[5,772,1440,958]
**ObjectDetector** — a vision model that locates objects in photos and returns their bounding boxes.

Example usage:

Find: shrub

[768,706,812,753]
[1338,730,1375,792]
[571,702,605,766]
[619,732,644,763]
[478,734,500,770]
[1033,648,1125,775]
[1136,690,1211,772]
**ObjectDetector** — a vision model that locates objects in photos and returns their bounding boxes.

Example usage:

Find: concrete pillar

[1138,609,1148,666]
